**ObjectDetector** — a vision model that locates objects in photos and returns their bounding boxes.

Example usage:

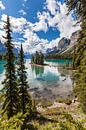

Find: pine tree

[66,0,86,113]
[74,21,86,68]
[65,0,86,21]
[74,21,86,112]
[31,51,44,65]
[17,44,32,114]
[2,16,20,119]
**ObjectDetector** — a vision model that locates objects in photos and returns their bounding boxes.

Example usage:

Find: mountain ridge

[0,30,79,58]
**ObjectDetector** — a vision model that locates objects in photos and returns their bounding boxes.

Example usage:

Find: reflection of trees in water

[58,67,72,75]
[31,65,44,77]
[58,66,73,84]
[57,60,72,68]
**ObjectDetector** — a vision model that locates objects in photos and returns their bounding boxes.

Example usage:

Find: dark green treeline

[2,16,35,120]
[66,0,86,113]
[31,51,44,65]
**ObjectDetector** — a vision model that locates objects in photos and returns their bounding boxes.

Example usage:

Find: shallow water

[0,59,73,100]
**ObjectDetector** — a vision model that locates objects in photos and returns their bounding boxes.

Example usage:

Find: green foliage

[0,113,23,130]
[33,108,86,130]
[65,0,86,21]
[74,22,86,68]
[46,53,72,60]
[17,44,33,114]
[31,51,44,65]
[2,16,20,119]
[56,98,72,105]
[73,21,86,113]
[66,0,86,113]
[0,113,37,130]
[40,99,53,108]
[74,51,86,113]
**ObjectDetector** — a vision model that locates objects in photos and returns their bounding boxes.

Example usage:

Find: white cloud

[0,0,80,54]
[43,1,80,38]
[23,28,50,54]
[19,9,26,15]
[1,14,27,33]
[0,29,6,43]
[31,12,49,33]
[24,0,27,2]
[45,0,60,15]
[0,1,5,10]
[33,20,48,33]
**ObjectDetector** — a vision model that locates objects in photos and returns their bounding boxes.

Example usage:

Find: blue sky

[0,0,80,53]
[0,0,61,41]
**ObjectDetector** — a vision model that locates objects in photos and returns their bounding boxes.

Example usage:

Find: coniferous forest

[0,0,86,130]
[31,51,44,65]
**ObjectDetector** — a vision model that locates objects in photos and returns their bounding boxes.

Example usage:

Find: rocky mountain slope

[0,31,79,58]
[46,31,79,56]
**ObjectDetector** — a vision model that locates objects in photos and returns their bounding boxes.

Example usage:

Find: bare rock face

[58,37,70,50]
[70,31,79,45]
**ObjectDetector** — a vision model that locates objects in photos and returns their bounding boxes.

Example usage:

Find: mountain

[60,31,79,55]
[46,46,59,55]
[45,31,79,56]
[58,38,70,50]
[0,31,79,58]
[45,38,70,55]
[45,31,79,59]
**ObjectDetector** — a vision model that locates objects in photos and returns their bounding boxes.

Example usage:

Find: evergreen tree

[66,0,86,112]
[31,51,44,65]
[74,21,86,68]
[17,44,32,114]
[35,51,39,64]
[74,21,86,112]
[39,52,44,65]
[65,0,86,21]
[2,16,20,119]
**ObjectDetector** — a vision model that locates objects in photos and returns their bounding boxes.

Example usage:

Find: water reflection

[31,65,44,77]
[0,59,73,100]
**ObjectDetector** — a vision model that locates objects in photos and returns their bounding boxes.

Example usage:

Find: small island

[31,51,44,65]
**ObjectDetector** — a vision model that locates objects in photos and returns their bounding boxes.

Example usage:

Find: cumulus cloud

[33,19,48,33]
[1,14,27,33]
[47,2,80,38]
[19,9,26,15]
[38,1,80,39]
[0,1,5,10]
[45,0,60,15]
[22,28,50,54]
[0,0,80,54]
[0,14,49,53]
[24,0,27,2]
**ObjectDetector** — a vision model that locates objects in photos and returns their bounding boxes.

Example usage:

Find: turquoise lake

[0,59,73,100]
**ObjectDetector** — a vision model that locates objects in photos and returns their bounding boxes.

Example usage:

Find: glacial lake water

[0,59,73,100]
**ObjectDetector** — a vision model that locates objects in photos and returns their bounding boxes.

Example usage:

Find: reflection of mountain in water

[0,59,73,99]
[31,65,60,82]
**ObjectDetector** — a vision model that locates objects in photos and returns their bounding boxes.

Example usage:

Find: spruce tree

[66,0,86,112]
[74,21,86,112]
[66,0,86,21]
[2,16,20,119]
[17,44,32,114]
[40,52,44,65]
[74,21,86,67]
